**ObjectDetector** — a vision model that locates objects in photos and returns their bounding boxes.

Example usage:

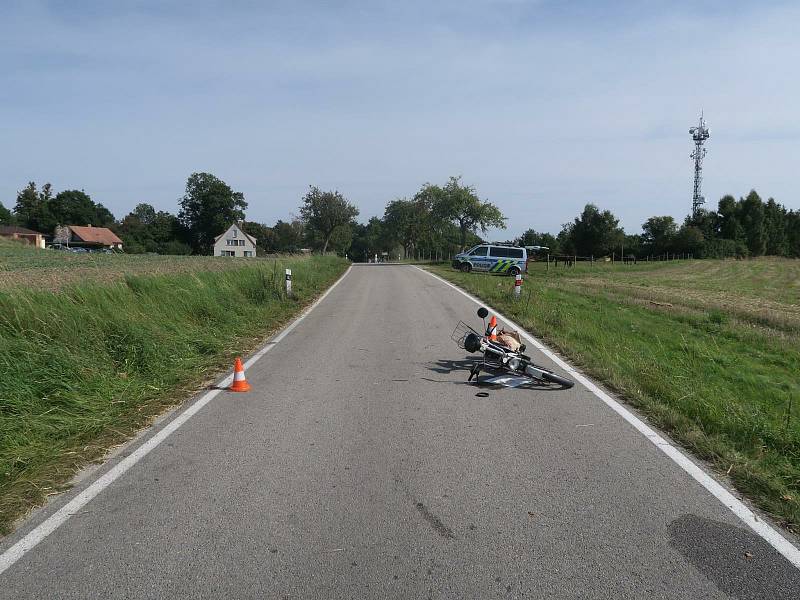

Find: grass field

[0,239,348,534]
[0,239,271,290]
[429,258,800,533]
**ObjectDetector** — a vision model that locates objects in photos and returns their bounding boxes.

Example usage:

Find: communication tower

[689,112,710,216]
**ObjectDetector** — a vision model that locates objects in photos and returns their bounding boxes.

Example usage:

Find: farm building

[0,225,46,249]
[53,225,124,250]
[213,224,257,257]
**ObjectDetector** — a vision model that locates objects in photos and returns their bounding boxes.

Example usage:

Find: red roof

[69,226,123,246]
[0,225,43,235]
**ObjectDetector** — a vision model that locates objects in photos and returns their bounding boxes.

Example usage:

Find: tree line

[351,186,800,261]
[511,190,800,259]
[2,173,798,259]
[0,173,360,256]
[0,174,505,259]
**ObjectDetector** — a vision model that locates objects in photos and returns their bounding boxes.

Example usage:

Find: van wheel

[509,266,521,277]
[460,263,472,273]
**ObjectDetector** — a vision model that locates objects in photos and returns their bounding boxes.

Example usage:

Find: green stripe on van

[490,259,513,272]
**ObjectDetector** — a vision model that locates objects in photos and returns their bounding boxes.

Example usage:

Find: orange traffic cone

[488,315,498,341]
[229,357,251,392]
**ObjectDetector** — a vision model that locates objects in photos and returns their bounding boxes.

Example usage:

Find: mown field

[429,258,800,533]
[0,239,348,534]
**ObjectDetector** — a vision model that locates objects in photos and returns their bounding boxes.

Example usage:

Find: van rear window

[489,247,523,258]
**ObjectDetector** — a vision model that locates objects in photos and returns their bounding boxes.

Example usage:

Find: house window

[232,229,238,238]
[244,251,253,257]
[221,250,235,257]
[239,239,245,246]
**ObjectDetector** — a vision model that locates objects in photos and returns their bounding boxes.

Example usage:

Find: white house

[213,224,257,257]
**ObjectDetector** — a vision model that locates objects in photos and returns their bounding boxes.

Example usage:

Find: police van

[452,244,547,275]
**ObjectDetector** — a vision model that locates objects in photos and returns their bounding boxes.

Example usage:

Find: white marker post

[514,273,522,300]
[285,268,292,297]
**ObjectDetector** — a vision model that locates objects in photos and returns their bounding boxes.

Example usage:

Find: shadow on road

[427,357,476,374]
[669,514,800,598]
[424,357,563,391]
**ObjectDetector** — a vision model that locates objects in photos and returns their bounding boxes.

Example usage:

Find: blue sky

[1,0,798,238]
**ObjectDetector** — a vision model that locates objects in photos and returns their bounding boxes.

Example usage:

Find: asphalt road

[1,264,798,599]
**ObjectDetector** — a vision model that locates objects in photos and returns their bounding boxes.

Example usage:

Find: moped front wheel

[539,370,574,389]
[524,364,574,389]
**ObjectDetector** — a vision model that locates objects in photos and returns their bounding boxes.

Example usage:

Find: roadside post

[514,272,522,300]
[285,268,292,297]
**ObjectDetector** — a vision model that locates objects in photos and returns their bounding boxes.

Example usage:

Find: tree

[786,211,800,257]
[327,224,354,256]
[94,203,116,227]
[49,190,101,228]
[118,203,183,254]
[0,201,12,225]
[13,182,53,232]
[364,217,391,255]
[178,173,247,254]
[672,225,705,256]
[299,186,359,253]
[241,221,277,255]
[383,197,430,258]
[12,183,115,233]
[623,233,642,258]
[351,217,394,262]
[13,182,40,227]
[556,224,576,255]
[515,229,560,254]
[273,220,305,252]
[563,204,623,256]
[641,216,678,256]
[763,197,787,256]
[118,204,155,253]
[685,209,718,240]
[131,203,158,225]
[717,195,742,241]
[516,229,539,247]
[431,176,505,251]
[739,190,766,256]
[675,190,799,258]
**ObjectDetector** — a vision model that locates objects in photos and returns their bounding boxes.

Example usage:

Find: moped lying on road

[451,307,574,389]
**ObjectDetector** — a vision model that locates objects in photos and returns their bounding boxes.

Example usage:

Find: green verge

[0,255,348,535]
[428,262,800,533]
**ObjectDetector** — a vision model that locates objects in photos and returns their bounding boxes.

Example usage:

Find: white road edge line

[0,265,353,577]
[417,266,800,570]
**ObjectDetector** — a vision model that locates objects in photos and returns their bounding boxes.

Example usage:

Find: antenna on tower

[689,112,710,217]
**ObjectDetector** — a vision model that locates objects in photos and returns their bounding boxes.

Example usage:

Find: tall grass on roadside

[0,255,347,534]
[429,262,800,533]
